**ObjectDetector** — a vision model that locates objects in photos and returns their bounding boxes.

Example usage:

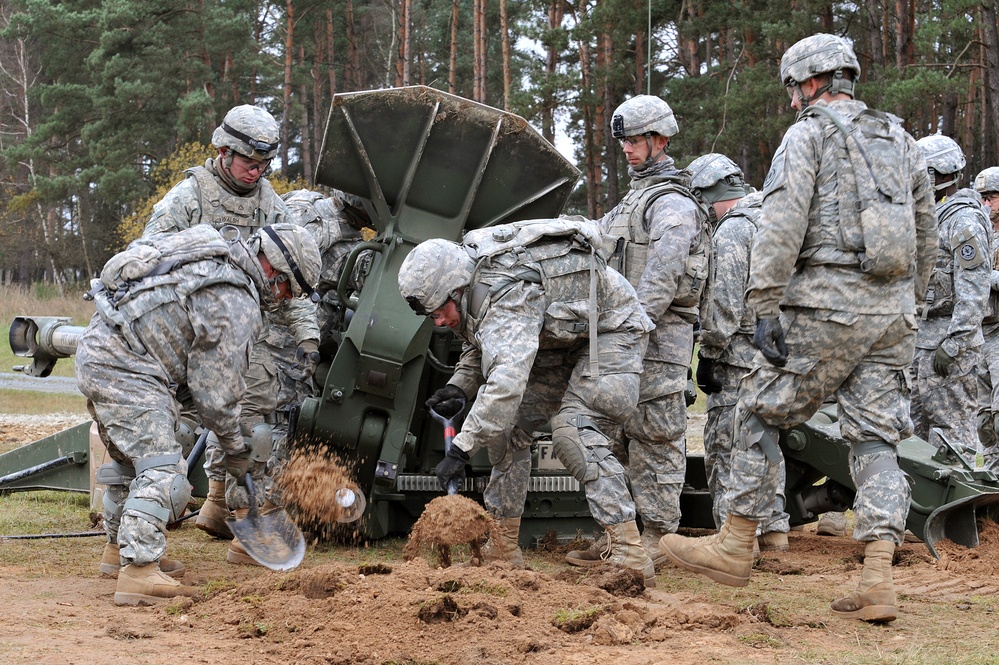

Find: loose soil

[3,418,999,665]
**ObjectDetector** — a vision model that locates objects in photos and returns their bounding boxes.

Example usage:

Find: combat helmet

[686,153,749,203]
[611,95,678,140]
[916,135,966,191]
[212,105,280,161]
[251,223,322,300]
[780,34,860,99]
[974,167,999,196]
[398,239,474,315]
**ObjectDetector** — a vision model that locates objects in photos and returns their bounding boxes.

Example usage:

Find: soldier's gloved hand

[435,446,470,491]
[223,450,252,486]
[696,353,723,395]
[295,339,321,365]
[684,367,697,406]
[426,384,467,419]
[753,317,788,367]
[933,343,957,376]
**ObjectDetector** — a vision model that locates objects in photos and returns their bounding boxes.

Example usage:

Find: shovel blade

[226,507,306,572]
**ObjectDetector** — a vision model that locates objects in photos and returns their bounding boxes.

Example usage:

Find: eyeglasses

[982,193,999,205]
[234,154,271,174]
[618,134,650,147]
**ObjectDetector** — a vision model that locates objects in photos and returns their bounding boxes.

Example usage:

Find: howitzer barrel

[9,316,85,377]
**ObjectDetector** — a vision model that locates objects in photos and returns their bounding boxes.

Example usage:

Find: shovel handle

[243,473,260,518]
[429,402,465,495]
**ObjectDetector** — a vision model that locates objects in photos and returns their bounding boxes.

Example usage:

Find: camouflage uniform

[732,98,937,546]
[975,167,999,471]
[910,187,991,465]
[699,191,788,533]
[404,224,653,527]
[76,227,266,566]
[598,159,708,536]
[143,157,319,509]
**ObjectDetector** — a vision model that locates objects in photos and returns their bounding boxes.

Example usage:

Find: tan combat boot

[659,515,758,587]
[816,511,847,536]
[196,479,233,540]
[830,540,897,622]
[114,562,199,606]
[640,527,669,571]
[100,542,186,579]
[565,532,609,567]
[757,531,790,552]
[226,508,262,566]
[605,521,656,588]
[478,517,525,568]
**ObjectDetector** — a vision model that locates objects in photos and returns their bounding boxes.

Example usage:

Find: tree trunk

[281,0,295,170]
[981,0,999,166]
[299,44,313,185]
[500,0,510,109]
[346,0,361,89]
[449,0,460,94]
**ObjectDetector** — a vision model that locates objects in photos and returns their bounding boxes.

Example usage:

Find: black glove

[435,446,470,491]
[933,343,957,377]
[753,317,788,367]
[696,353,723,395]
[684,367,697,406]
[426,384,467,419]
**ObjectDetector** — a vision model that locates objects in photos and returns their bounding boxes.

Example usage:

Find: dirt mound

[403,494,493,566]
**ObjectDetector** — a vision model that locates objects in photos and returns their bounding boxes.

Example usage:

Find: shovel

[429,399,466,495]
[225,474,306,571]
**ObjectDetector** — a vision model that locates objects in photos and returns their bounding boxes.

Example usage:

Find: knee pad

[174,417,200,457]
[103,486,127,518]
[551,414,599,484]
[132,453,193,524]
[736,409,782,464]
[95,460,135,487]
[243,422,275,462]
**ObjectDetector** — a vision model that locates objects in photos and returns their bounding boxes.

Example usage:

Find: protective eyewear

[222,122,278,155]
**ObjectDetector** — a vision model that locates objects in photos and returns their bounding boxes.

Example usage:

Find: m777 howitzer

[6,86,999,558]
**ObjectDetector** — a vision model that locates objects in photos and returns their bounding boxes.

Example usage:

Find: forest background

[1,0,998,287]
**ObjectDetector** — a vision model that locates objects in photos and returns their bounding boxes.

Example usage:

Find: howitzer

[6,86,999,556]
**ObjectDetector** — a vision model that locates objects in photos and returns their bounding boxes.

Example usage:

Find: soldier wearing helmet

[908,136,991,469]
[973,166,999,473]
[566,95,712,571]
[661,34,937,624]
[76,223,320,605]
[399,221,658,585]
[139,106,322,567]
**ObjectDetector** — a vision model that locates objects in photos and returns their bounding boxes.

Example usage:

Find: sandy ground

[2,417,999,664]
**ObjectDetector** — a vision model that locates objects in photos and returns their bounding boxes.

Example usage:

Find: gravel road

[0,372,81,395]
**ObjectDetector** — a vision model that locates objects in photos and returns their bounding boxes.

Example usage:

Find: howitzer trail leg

[830,540,897,622]
[659,515,758,587]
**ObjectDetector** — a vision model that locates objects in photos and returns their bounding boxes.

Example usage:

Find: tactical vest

[90,225,257,351]
[602,172,712,324]
[924,192,991,318]
[705,196,762,336]
[462,219,610,376]
[800,105,916,277]
[185,166,280,237]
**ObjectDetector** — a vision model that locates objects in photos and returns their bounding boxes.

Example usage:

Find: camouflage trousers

[483,341,641,527]
[215,326,315,509]
[731,308,914,545]
[976,330,999,472]
[704,361,788,533]
[910,344,980,467]
[618,361,688,533]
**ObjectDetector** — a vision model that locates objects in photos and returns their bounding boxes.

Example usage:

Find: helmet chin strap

[639,136,668,171]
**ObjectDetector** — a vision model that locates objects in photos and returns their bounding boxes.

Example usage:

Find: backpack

[803,105,915,277]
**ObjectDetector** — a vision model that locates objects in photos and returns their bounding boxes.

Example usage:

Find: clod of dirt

[295,568,343,599]
[755,557,804,575]
[552,607,602,633]
[418,594,466,623]
[580,564,645,597]
[106,625,154,640]
[358,562,392,575]
[403,494,493,567]
[279,445,361,527]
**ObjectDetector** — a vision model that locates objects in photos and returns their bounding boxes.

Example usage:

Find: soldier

[973,166,999,472]
[398,220,657,585]
[77,223,321,605]
[141,105,322,566]
[660,34,936,623]
[567,95,710,570]
[688,153,789,551]
[910,136,991,467]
